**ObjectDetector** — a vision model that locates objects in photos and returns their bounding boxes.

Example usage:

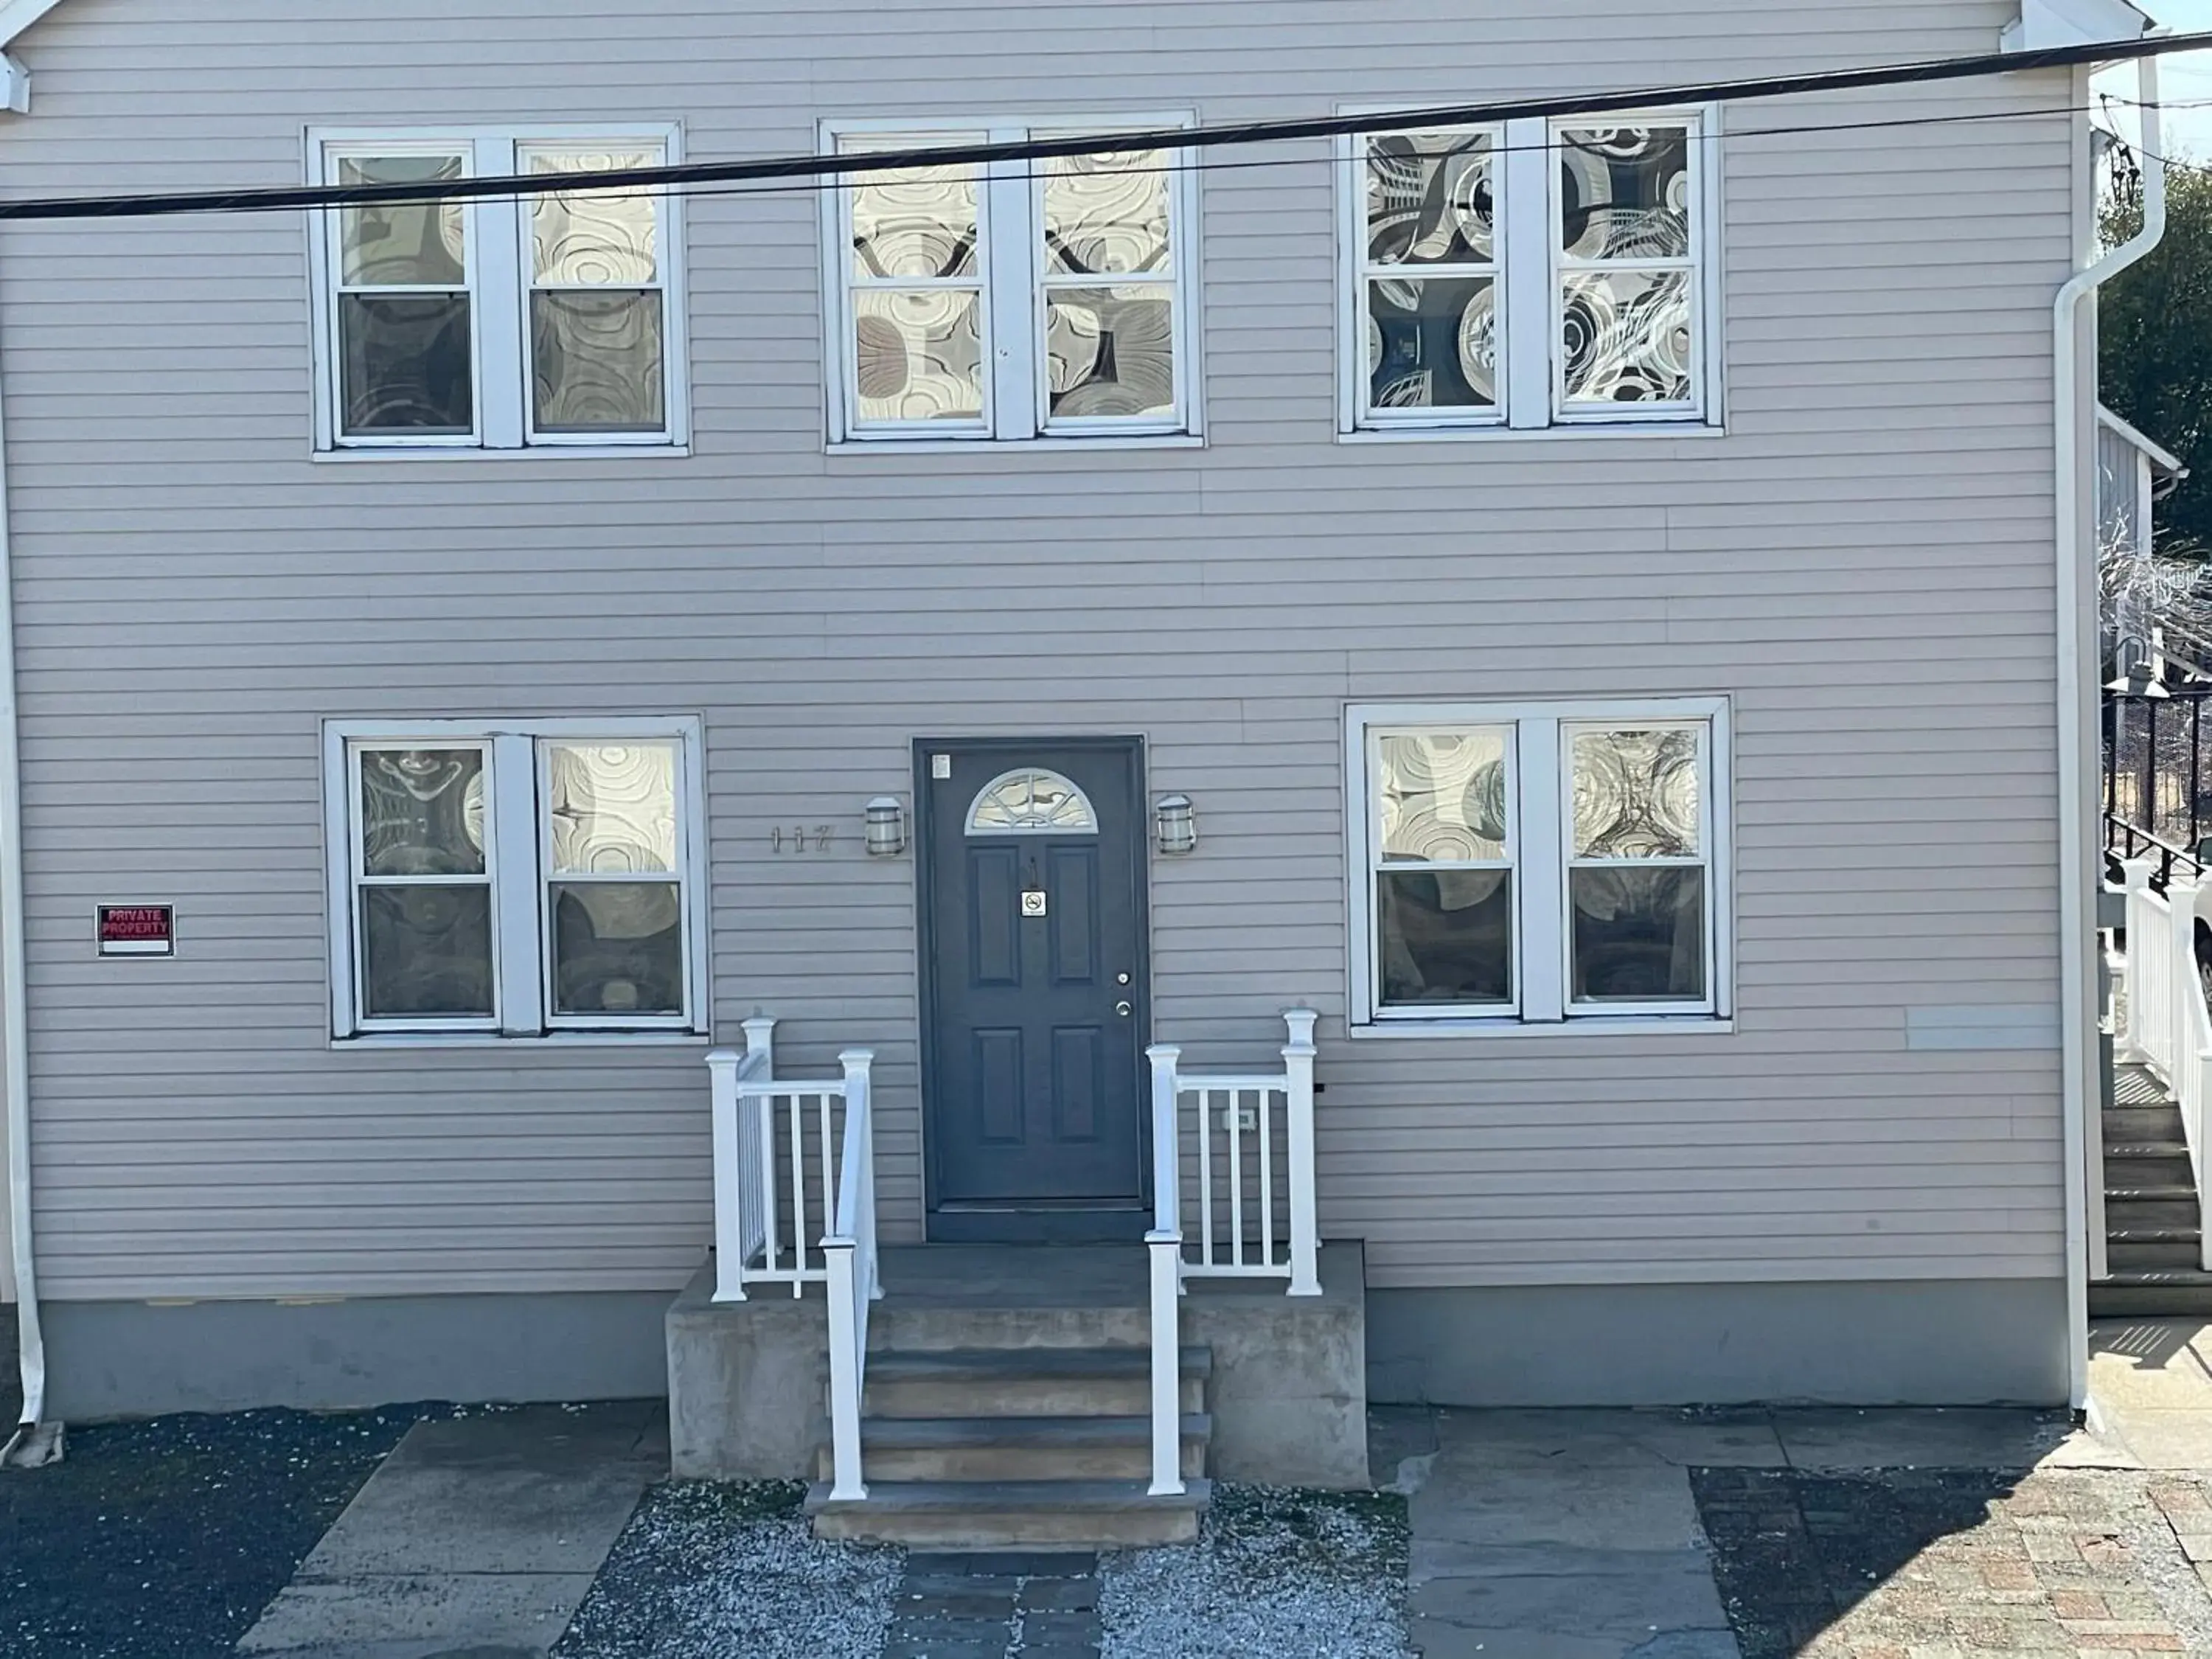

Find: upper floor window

[324,717,709,1039]
[1346,698,1733,1031]
[1341,111,1717,435]
[823,120,1200,444]
[310,130,688,453]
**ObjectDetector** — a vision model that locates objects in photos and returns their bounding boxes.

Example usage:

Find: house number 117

[771,825,835,853]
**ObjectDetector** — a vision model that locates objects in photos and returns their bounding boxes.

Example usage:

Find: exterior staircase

[800,1245,1213,1548]
[2093,1062,2212,1315]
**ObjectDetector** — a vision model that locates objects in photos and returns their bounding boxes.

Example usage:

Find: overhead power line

[0,28,2202,223]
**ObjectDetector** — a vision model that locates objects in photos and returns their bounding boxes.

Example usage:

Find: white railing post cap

[838,1048,874,1068]
[1147,1043,1182,1062]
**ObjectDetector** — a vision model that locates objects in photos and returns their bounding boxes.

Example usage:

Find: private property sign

[97,903,173,957]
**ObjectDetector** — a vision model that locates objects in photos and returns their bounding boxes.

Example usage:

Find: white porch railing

[821,1049,880,1503]
[2119,858,2212,1270]
[1144,1009,1321,1496]
[706,1018,877,1302]
[1147,1009,1321,1295]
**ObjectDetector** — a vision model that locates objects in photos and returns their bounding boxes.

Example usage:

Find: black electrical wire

[574,100,2168,217]
[0,28,2201,223]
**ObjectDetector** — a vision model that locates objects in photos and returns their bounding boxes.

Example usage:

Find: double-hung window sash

[1354,701,1728,1026]
[333,724,705,1039]
[327,147,479,443]
[830,121,1195,442]
[314,131,682,451]
[1344,110,1713,432]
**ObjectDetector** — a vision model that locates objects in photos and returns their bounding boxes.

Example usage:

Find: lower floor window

[325,717,707,1038]
[1348,698,1731,1028]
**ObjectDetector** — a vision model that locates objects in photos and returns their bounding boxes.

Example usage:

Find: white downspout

[0,223,49,1466]
[2057,52,2163,1412]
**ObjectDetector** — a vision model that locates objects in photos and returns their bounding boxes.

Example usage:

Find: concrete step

[863,1346,1211,1420]
[2110,1239,2205,1270]
[815,1413,1212,1483]
[872,1303,1151,1352]
[2093,1269,2212,1317]
[807,1477,1211,1548]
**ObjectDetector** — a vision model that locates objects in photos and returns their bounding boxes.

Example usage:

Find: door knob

[1115,1001,1133,1018]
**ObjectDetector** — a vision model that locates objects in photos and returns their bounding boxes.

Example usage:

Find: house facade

[0,0,2148,1433]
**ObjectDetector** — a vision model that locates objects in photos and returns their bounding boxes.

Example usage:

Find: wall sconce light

[864,796,908,857]
[1155,793,1197,855]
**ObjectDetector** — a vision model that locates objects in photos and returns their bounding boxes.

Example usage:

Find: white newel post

[742,1015,778,1074]
[1148,1044,1182,1242]
[1281,1008,1321,1297]
[823,1238,866,1501]
[707,1047,745,1302]
[1145,1042,1185,1496]
[842,1049,882,1301]
[1145,1229,1184,1496]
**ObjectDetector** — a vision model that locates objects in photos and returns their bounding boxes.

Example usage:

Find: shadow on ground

[1693,1466,2039,1658]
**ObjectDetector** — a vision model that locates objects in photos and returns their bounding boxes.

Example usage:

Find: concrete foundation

[667,1241,1371,1488]
[1366,1276,2070,1408]
[1183,1241,1368,1487]
[666,1266,829,1481]
[43,1290,670,1419]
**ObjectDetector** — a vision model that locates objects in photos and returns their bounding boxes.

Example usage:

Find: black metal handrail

[2104,812,2207,891]
[2107,682,2212,880]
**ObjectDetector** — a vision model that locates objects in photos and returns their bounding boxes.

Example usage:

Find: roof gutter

[2055,49,2165,1412]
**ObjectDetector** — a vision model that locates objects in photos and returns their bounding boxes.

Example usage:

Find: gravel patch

[0,1403,422,1659]
[1098,1484,1413,1659]
[552,1481,900,1659]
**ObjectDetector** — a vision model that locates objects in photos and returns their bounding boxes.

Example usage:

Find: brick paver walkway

[883,1550,1102,1658]
[1694,1467,2212,1658]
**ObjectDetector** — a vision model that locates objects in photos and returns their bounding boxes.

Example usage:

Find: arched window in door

[965,768,1098,834]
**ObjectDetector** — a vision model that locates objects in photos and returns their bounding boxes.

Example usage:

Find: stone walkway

[105,1321,2212,1656]
[236,1401,666,1658]
[886,1551,1102,1658]
[1374,1405,1741,1658]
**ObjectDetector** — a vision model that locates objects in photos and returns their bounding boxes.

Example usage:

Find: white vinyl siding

[309,128,686,453]
[0,0,2072,1301]
[824,117,1200,444]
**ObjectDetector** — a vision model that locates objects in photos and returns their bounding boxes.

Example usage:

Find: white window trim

[819,114,1203,447]
[323,715,710,1043]
[1335,105,1725,437]
[1344,696,1733,1035]
[305,125,690,455]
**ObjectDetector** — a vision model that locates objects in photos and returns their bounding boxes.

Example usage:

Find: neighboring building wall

[2098,418,2146,561]
[0,0,2073,1405]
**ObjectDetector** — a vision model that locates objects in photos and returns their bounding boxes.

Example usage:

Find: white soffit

[0,0,75,114]
[2005,0,2155,52]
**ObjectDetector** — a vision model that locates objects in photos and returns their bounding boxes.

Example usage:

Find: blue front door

[918,738,1150,1242]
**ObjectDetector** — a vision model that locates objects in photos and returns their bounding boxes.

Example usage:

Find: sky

[2098,0,2212,157]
